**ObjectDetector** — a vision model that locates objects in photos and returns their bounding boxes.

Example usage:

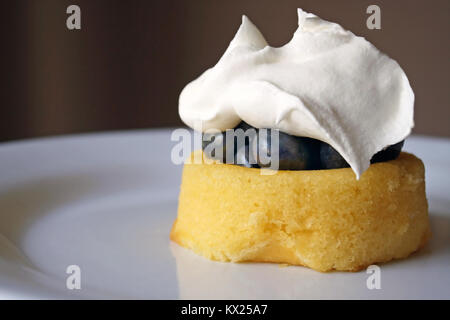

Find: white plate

[0,130,449,299]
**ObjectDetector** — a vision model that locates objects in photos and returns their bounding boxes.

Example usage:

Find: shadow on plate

[169,213,450,299]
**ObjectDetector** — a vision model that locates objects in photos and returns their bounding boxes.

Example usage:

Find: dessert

[170,9,430,272]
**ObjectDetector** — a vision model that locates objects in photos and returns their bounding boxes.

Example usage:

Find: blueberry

[320,143,350,169]
[235,121,253,131]
[202,121,256,164]
[202,121,404,171]
[370,140,404,164]
[254,129,321,170]
[202,131,226,162]
[235,144,259,168]
[226,123,258,165]
[320,140,405,169]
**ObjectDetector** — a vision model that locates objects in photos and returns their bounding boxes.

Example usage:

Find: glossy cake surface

[171,151,430,272]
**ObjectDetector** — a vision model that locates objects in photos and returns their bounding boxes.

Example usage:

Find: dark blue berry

[203,121,404,171]
[254,129,321,170]
[234,121,253,132]
[235,144,259,168]
[320,143,350,169]
[202,121,257,164]
[370,140,404,164]
[320,140,404,169]
[202,131,226,162]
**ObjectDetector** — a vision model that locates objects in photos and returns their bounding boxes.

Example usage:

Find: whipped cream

[179,9,414,178]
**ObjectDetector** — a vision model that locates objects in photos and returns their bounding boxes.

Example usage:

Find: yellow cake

[170,151,430,272]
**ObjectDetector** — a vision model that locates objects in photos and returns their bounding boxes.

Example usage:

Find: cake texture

[170,151,430,272]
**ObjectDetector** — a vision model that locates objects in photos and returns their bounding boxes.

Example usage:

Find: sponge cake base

[171,151,430,272]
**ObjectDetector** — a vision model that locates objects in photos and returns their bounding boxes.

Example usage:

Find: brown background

[2,0,449,142]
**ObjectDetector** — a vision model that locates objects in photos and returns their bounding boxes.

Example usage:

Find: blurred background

[2,0,449,142]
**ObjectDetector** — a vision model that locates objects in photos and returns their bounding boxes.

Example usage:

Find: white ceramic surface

[0,130,449,299]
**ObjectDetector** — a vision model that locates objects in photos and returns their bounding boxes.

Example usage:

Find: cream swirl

[179,9,414,178]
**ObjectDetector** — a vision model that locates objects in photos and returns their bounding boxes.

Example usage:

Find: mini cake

[171,151,429,272]
[171,9,431,272]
